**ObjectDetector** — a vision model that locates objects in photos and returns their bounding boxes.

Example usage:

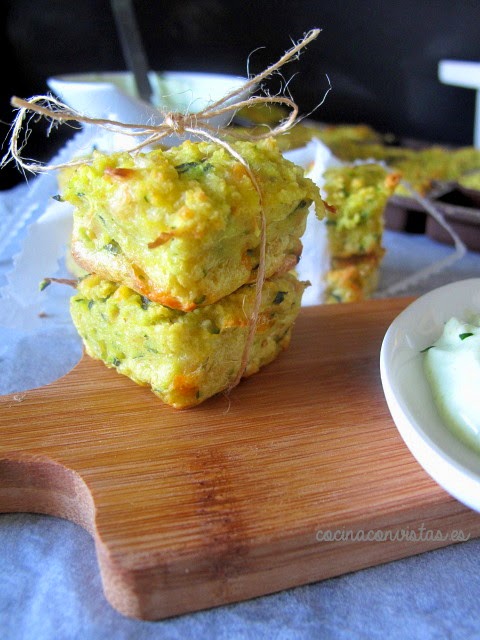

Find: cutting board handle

[0,452,95,532]
[2,301,479,621]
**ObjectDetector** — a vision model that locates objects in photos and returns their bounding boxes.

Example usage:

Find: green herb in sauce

[423,316,480,453]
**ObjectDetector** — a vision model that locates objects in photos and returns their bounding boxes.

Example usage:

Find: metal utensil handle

[110,0,152,103]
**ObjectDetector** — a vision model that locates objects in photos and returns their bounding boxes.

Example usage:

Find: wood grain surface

[1,297,480,620]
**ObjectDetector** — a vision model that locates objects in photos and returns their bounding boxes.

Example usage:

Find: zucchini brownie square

[63,138,324,311]
[70,272,306,409]
[322,163,400,259]
[321,163,400,303]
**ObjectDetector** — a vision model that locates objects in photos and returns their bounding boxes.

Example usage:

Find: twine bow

[3,28,324,173]
[2,28,326,393]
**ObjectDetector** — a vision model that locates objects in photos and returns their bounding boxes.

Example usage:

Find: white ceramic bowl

[47,70,250,148]
[380,278,480,512]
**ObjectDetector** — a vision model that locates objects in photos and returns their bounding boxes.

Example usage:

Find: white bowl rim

[47,70,249,87]
[380,277,480,512]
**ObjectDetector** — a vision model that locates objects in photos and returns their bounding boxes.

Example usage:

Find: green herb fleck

[175,160,213,176]
[140,296,151,310]
[420,345,434,353]
[273,291,287,305]
[112,358,122,367]
[146,346,159,354]
[175,161,200,173]
[103,240,121,255]
[459,332,474,340]
[205,320,220,334]
[88,300,95,310]
[39,279,51,292]
[52,194,64,202]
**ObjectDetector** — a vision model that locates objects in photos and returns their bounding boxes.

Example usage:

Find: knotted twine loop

[2,28,325,394]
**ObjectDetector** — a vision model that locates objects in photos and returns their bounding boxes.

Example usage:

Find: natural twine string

[2,28,323,393]
[3,28,322,174]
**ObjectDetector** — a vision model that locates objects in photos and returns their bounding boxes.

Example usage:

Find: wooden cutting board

[2,297,480,620]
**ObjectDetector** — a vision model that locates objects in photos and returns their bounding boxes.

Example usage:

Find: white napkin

[0,198,75,331]
[285,138,342,305]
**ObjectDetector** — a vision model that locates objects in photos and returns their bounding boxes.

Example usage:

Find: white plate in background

[47,70,251,148]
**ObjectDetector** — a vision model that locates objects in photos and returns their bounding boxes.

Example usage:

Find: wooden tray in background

[385,181,480,250]
[2,298,480,620]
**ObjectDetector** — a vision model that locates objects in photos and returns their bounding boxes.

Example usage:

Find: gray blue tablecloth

[1,178,480,639]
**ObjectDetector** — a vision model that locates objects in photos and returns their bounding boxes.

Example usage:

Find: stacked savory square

[64,137,324,408]
[320,163,400,304]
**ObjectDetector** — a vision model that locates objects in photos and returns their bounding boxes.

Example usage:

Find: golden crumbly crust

[325,253,383,303]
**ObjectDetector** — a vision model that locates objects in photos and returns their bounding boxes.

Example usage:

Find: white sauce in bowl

[424,316,480,453]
